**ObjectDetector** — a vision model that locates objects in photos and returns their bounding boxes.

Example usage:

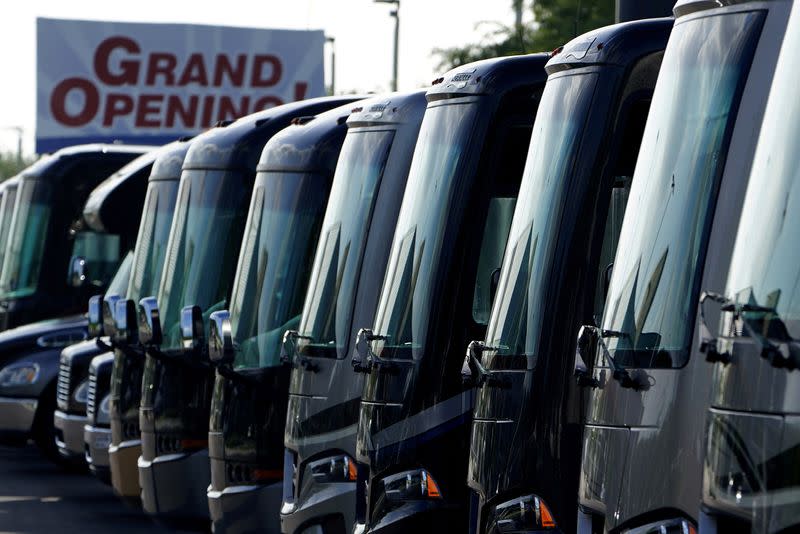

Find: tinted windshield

[726,15,800,337]
[158,169,250,351]
[372,102,480,360]
[0,179,52,299]
[127,180,179,303]
[601,11,765,368]
[107,251,134,297]
[69,231,121,288]
[486,72,598,358]
[0,184,19,277]
[297,130,395,358]
[230,172,330,369]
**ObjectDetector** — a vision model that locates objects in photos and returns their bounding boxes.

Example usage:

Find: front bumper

[362,501,459,534]
[280,482,355,534]
[208,481,282,533]
[84,424,112,482]
[0,396,37,442]
[138,448,211,521]
[53,410,86,459]
[109,439,141,498]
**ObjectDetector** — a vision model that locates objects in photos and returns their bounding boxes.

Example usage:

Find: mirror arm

[95,337,114,352]
[698,291,733,365]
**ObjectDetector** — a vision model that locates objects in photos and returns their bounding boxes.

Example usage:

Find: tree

[0,152,34,181]
[433,0,614,71]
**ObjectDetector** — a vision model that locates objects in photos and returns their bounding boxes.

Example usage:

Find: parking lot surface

[0,444,195,533]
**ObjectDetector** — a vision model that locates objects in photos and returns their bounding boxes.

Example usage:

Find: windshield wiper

[460,341,511,389]
[351,329,413,374]
[281,330,320,373]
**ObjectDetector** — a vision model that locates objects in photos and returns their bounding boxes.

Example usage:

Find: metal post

[326,36,336,95]
[375,0,400,92]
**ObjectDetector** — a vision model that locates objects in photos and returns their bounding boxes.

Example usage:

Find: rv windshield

[0,179,52,299]
[127,180,180,303]
[0,183,19,279]
[486,72,598,359]
[297,130,395,359]
[600,10,765,368]
[371,101,480,360]
[726,29,800,338]
[230,171,329,369]
[158,169,250,351]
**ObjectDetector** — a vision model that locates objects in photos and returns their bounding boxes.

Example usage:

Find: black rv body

[467,19,672,534]
[353,54,549,533]
[279,91,427,534]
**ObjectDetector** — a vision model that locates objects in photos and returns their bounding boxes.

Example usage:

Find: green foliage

[433,0,614,71]
[0,152,33,182]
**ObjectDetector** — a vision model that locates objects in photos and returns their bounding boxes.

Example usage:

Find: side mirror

[181,305,205,352]
[208,310,234,365]
[87,295,104,339]
[102,294,122,340]
[114,299,138,345]
[280,330,299,365]
[461,340,485,385]
[137,296,162,346]
[574,326,599,388]
[69,256,88,287]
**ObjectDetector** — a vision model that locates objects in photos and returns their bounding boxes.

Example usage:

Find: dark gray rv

[0,144,149,331]
[574,0,792,532]
[273,91,426,534]
[352,54,548,533]
[54,139,192,466]
[0,148,155,461]
[464,19,672,534]
[201,100,361,533]
[132,97,358,525]
[700,4,800,532]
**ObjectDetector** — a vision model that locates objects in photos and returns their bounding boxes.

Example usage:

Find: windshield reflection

[0,183,19,281]
[726,14,800,340]
[601,11,765,368]
[0,179,52,299]
[158,169,250,351]
[127,180,179,303]
[372,102,480,360]
[230,172,330,369]
[486,72,598,359]
[297,130,395,359]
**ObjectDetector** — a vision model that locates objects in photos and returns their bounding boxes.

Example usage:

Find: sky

[0,0,525,155]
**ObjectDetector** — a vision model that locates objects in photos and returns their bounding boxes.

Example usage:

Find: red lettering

[254,96,283,110]
[50,78,99,127]
[216,96,251,122]
[178,54,209,86]
[146,53,177,85]
[213,54,246,87]
[200,95,215,127]
[165,95,198,128]
[134,94,163,127]
[94,36,140,86]
[251,55,282,87]
[294,82,308,101]
[103,93,134,126]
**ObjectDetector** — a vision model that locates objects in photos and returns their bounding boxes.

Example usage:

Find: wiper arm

[461,341,511,389]
[587,326,643,390]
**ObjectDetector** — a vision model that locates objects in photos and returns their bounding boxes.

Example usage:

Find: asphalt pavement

[0,444,197,533]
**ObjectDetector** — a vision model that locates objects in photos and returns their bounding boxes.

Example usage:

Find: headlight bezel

[488,493,558,532]
[72,379,89,405]
[96,394,111,425]
[0,362,41,387]
[309,453,358,484]
[622,518,696,534]
[381,468,443,503]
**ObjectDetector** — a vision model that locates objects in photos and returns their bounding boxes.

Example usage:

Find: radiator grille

[56,358,72,409]
[86,369,97,419]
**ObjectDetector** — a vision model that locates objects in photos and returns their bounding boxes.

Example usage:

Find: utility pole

[326,36,336,95]
[1,126,23,164]
[375,0,400,91]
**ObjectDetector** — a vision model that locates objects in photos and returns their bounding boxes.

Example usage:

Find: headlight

[72,379,89,404]
[489,494,557,532]
[96,394,111,425]
[382,468,442,502]
[310,454,358,483]
[623,518,696,534]
[0,362,40,387]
